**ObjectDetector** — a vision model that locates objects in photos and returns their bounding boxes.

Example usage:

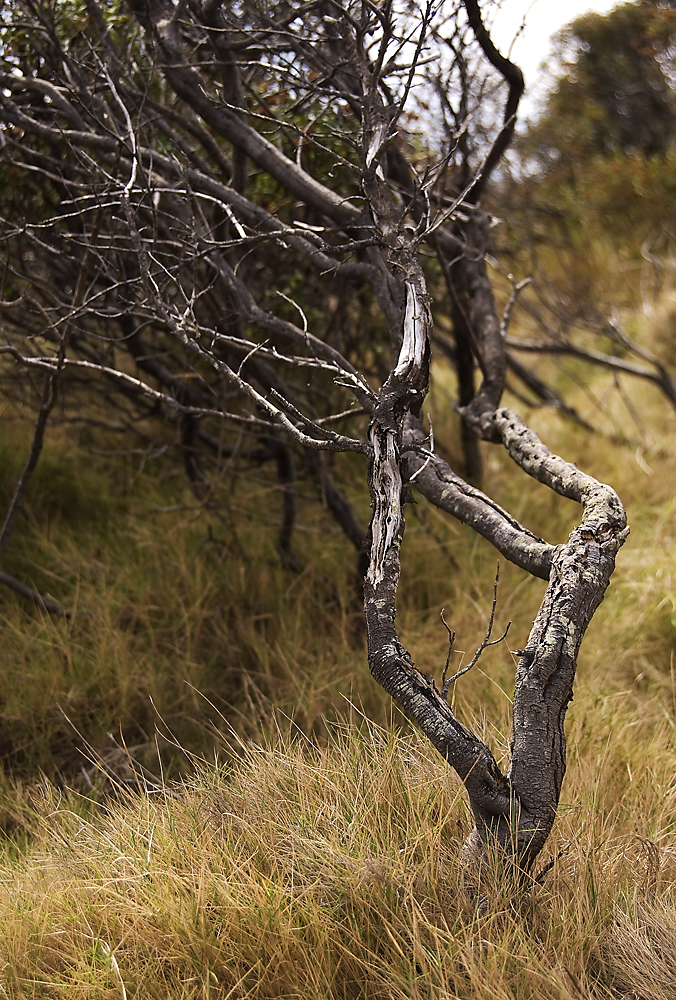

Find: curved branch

[362,267,530,847]
[495,407,625,516]
[490,407,628,865]
[401,445,554,581]
[507,337,676,411]
[461,0,525,200]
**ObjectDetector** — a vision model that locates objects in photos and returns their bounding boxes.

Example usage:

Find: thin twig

[442,565,510,698]
[0,366,62,563]
[500,275,531,337]
[0,233,95,614]
[440,609,456,699]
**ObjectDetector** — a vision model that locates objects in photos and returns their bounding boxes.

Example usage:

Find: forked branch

[441,566,511,699]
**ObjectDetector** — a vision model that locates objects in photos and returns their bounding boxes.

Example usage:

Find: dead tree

[0,0,628,873]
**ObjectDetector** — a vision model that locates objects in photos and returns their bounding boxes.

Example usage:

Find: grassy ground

[0,716,675,998]
[1,294,676,995]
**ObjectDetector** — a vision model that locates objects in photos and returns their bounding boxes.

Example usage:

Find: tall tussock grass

[1,715,676,999]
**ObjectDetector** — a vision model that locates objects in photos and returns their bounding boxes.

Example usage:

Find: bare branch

[402,416,554,580]
[442,566,511,697]
[0,369,60,562]
[500,276,532,337]
[0,571,70,618]
[461,0,525,200]
[0,0,632,876]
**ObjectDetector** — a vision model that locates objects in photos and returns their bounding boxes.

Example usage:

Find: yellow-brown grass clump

[1,713,676,999]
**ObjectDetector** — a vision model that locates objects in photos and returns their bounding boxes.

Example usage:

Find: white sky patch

[488,0,623,119]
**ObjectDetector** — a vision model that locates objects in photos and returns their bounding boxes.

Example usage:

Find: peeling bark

[369,403,628,869]
[363,255,524,854]
[365,264,628,871]
[496,408,629,862]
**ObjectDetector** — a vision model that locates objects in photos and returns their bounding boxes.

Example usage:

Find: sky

[488,0,623,116]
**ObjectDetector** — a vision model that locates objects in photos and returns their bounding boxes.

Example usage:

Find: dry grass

[0,419,381,777]
[0,713,675,999]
